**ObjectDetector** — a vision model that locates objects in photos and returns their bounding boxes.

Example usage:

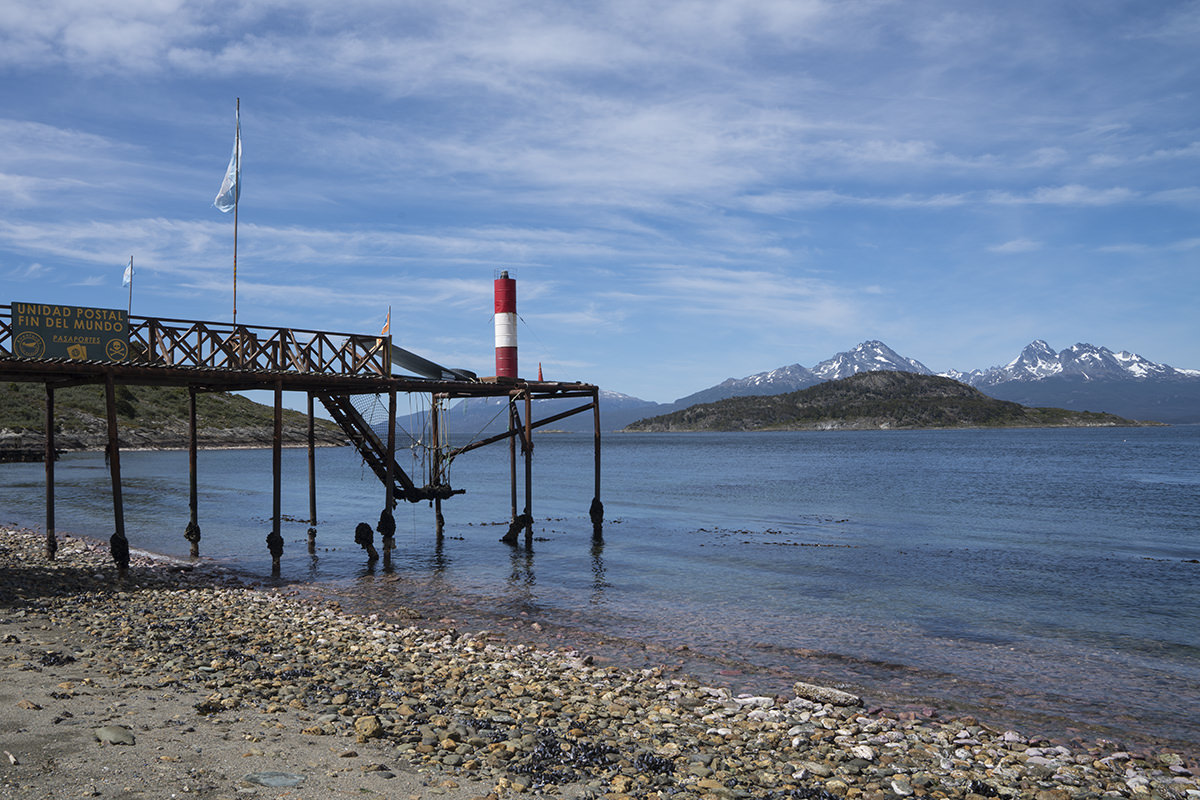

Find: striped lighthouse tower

[494,270,518,378]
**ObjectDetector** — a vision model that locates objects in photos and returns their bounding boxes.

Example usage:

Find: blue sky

[2,1,1197,403]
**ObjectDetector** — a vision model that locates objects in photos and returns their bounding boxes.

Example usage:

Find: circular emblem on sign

[106,338,129,362]
[14,331,46,359]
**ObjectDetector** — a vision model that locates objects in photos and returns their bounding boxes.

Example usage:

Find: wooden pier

[0,303,602,572]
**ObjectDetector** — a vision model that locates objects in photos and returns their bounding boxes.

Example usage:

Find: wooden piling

[431,396,443,538]
[103,374,129,573]
[44,383,56,560]
[267,380,284,571]
[524,390,533,546]
[185,386,201,557]
[385,388,398,553]
[509,400,518,522]
[591,387,603,539]
[307,392,317,526]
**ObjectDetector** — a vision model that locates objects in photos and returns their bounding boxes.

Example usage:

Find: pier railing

[0,305,390,378]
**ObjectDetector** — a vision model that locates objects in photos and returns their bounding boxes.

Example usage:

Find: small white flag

[122,259,133,287]
[213,105,241,213]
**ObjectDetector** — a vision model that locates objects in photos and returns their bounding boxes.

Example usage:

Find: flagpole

[127,256,133,315]
[232,97,240,326]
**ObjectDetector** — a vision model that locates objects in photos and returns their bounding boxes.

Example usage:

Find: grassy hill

[625,371,1144,432]
[1,382,346,454]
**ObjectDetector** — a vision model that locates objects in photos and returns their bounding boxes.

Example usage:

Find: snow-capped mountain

[958,340,1189,387]
[671,341,930,408]
[941,340,1200,423]
[811,340,933,381]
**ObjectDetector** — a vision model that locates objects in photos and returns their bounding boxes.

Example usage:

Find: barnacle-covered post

[266,379,284,573]
[44,383,56,560]
[103,373,129,575]
[184,385,201,557]
[590,386,603,541]
[523,389,533,547]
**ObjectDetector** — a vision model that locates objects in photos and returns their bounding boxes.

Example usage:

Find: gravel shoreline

[2,527,1196,800]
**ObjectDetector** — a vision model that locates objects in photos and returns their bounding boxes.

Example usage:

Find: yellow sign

[11,302,130,362]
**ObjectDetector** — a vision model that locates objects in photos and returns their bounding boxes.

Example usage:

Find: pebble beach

[1,526,1196,800]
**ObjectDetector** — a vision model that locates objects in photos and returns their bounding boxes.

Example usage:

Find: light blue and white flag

[213,106,241,213]
[122,258,133,287]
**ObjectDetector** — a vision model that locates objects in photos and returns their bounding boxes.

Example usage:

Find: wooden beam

[444,400,595,460]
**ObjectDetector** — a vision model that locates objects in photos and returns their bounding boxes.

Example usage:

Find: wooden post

[383,387,398,555]
[501,399,520,546]
[104,374,129,574]
[590,387,603,540]
[44,384,56,560]
[185,386,201,557]
[431,396,444,538]
[308,392,317,523]
[266,380,284,572]
[523,389,533,547]
[508,399,518,521]
[307,393,317,553]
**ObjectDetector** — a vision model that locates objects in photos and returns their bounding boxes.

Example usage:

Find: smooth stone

[244,771,306,788]
[93,726,136,746]
[793,680,862,707]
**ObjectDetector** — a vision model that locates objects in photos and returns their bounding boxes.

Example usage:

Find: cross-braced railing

[0,305,390,377]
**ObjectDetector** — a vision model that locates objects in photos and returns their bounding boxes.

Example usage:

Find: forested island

[625,371,1145,432]
[0,383,345,458]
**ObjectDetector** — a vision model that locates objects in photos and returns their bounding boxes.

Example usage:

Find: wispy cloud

[639,265,859,333]
[5,262,51,279]
[989,239,1041,254]
[988,185,1138,206]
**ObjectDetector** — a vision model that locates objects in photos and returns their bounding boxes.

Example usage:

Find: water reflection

[432,534,447,575]
[508,545,535,588]
[590,537,608,603]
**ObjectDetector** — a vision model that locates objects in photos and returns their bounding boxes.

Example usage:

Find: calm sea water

[2,426,1198,751]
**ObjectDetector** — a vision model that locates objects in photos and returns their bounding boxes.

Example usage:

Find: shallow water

[2,425,1198,751]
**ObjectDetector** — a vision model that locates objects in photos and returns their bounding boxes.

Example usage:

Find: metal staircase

[316,392,459,503]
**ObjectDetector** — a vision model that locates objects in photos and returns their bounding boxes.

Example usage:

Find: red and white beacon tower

[494,270,518,379]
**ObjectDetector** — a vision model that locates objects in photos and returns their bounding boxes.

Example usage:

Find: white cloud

[988,185,1138,206]
[989,239,1041,254]
[736,189,968,213]
[5,262,51,279]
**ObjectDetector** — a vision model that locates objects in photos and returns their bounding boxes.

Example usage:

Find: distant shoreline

[621,419,1159,433]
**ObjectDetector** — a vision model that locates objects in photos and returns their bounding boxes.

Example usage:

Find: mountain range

[626,371,1141,432]
[419,339,1200,436]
